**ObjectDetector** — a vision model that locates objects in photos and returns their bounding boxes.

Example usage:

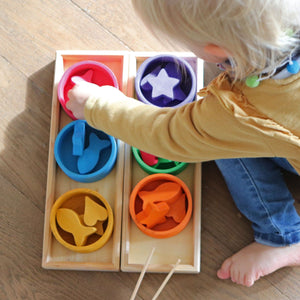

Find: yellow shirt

[85,72,300,174]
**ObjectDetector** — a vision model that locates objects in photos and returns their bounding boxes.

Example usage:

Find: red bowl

[57,60,119,120]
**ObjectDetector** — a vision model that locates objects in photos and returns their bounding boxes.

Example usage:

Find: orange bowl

[129,174,192,238]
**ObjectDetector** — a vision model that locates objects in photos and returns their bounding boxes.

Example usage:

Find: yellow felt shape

[79,214,104,236]
[84,196,108,226]
[56,208,97,246]
[95,221,105,236]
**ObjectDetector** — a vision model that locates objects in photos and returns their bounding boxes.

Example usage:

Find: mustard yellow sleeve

[84,85,273,162]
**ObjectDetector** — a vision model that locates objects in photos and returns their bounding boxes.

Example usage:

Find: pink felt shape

[140,151,158,166]
[71,69,94,84]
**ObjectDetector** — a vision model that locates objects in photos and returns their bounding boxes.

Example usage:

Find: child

[66,0,300,287]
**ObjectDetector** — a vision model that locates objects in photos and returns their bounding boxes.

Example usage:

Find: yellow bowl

[50,188,114,253]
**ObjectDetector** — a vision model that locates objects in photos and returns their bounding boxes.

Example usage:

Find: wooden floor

[1,0,300,299]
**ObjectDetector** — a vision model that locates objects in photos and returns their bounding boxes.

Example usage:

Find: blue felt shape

[77,133,111,174]
[72,120,86,156]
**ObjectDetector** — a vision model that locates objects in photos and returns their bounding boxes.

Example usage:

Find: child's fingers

[71,76,86,85]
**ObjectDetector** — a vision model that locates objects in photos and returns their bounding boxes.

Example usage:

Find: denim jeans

[215,158,300,247]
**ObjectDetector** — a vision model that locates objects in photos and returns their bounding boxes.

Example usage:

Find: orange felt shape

[136,202,170,229]
[138,182,181,210]
[166,193,186,223]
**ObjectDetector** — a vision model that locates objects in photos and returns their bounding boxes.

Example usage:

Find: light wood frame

[42,51,129,271]
[42,51,203,273]
[121,52,203,273]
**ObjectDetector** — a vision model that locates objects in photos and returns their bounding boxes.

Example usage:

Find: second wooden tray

[42,51,129,271]
[121,52,203,273]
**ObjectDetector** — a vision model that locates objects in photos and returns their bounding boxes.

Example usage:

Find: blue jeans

[215,158,300,247]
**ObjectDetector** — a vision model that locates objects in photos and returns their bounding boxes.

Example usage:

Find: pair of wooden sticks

[130,248,181,300]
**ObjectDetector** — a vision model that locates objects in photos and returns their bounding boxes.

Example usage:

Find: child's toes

[217,258,232,279]
[243,276,255,287]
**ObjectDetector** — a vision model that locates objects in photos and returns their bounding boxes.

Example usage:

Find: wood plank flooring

[1,0,300,299]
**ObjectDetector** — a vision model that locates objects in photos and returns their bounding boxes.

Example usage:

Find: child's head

[132,0,300,79]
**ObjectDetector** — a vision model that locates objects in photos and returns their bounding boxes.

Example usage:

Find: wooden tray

[42,51,203,273]
[42,51,129,271]
[121,52,203,273]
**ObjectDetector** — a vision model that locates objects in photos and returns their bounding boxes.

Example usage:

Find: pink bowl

[57,60,119,120]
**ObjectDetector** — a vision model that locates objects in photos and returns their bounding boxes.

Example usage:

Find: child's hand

[67,82,101,119]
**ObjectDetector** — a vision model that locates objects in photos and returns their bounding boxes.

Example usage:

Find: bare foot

[217,242,300,287]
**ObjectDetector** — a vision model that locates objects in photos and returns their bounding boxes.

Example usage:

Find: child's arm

[66,81,273,163]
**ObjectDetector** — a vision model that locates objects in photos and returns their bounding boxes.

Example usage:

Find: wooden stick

[130,247,155,300]
[152,259,181,300]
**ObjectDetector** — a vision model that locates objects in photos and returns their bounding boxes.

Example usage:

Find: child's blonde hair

[132,0,300,79]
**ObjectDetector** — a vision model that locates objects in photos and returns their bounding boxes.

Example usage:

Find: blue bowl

[54,121,117,183]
